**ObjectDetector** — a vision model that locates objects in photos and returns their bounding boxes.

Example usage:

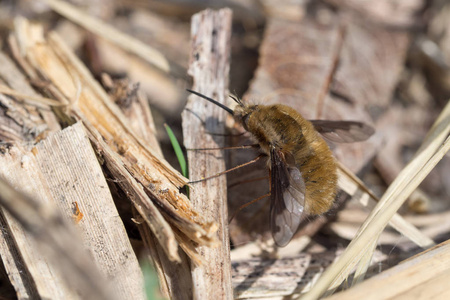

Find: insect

[187,89,374,246]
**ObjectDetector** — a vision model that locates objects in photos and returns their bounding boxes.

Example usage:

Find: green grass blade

[164,123,187,178]
[141,259,166,300]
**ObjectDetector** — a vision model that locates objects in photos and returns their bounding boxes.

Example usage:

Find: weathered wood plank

[0,143,112,299]
[182,8,233,300]
[0,147,75,299]
[35,122,145,300]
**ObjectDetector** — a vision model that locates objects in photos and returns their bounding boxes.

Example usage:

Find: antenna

[186,89,234,115]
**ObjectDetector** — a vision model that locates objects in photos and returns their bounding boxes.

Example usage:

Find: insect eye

[242,113,250,130]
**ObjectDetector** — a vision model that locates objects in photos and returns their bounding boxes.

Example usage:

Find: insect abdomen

[298,139,337,215]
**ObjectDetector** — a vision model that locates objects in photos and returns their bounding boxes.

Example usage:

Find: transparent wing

[270,149,306,247]
[310,120,375,143]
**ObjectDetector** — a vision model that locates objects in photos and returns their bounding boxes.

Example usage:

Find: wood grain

[182,8,233,300]
[35,122,145,300]
[0,134,120,299]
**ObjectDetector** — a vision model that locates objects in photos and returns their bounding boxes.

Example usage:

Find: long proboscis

[186,89,234,115]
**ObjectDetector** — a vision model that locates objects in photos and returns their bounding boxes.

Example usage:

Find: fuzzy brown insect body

[187,89,374,247]
[235,104,338,216]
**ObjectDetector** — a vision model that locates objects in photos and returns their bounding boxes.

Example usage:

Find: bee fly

[187,89,374,246]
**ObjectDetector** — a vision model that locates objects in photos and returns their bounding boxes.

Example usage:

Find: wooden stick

[182,8,233,300]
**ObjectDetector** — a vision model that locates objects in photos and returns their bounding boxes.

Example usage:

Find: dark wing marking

[270,148,306,247]
[310,120,375,143]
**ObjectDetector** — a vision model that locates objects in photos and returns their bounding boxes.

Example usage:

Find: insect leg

[228,192,271,223]
[204,130,247,137]
[188,154,263,184]
[186,144,259,151]
[228,175,269,189]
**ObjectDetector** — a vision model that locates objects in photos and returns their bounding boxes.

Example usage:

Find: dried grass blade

[351,239,377,287]
[337,163,435,248]
[0,84,64,107]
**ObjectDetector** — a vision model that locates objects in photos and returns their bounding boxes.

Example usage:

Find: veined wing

[270,148,306,247]
[310,120,374,143]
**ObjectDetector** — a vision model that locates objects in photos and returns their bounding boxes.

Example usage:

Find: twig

[182,8,234,300]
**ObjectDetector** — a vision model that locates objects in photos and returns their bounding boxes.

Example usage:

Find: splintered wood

[0,15,221,300]
[10,18,218,259]
[182,9,233,300]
